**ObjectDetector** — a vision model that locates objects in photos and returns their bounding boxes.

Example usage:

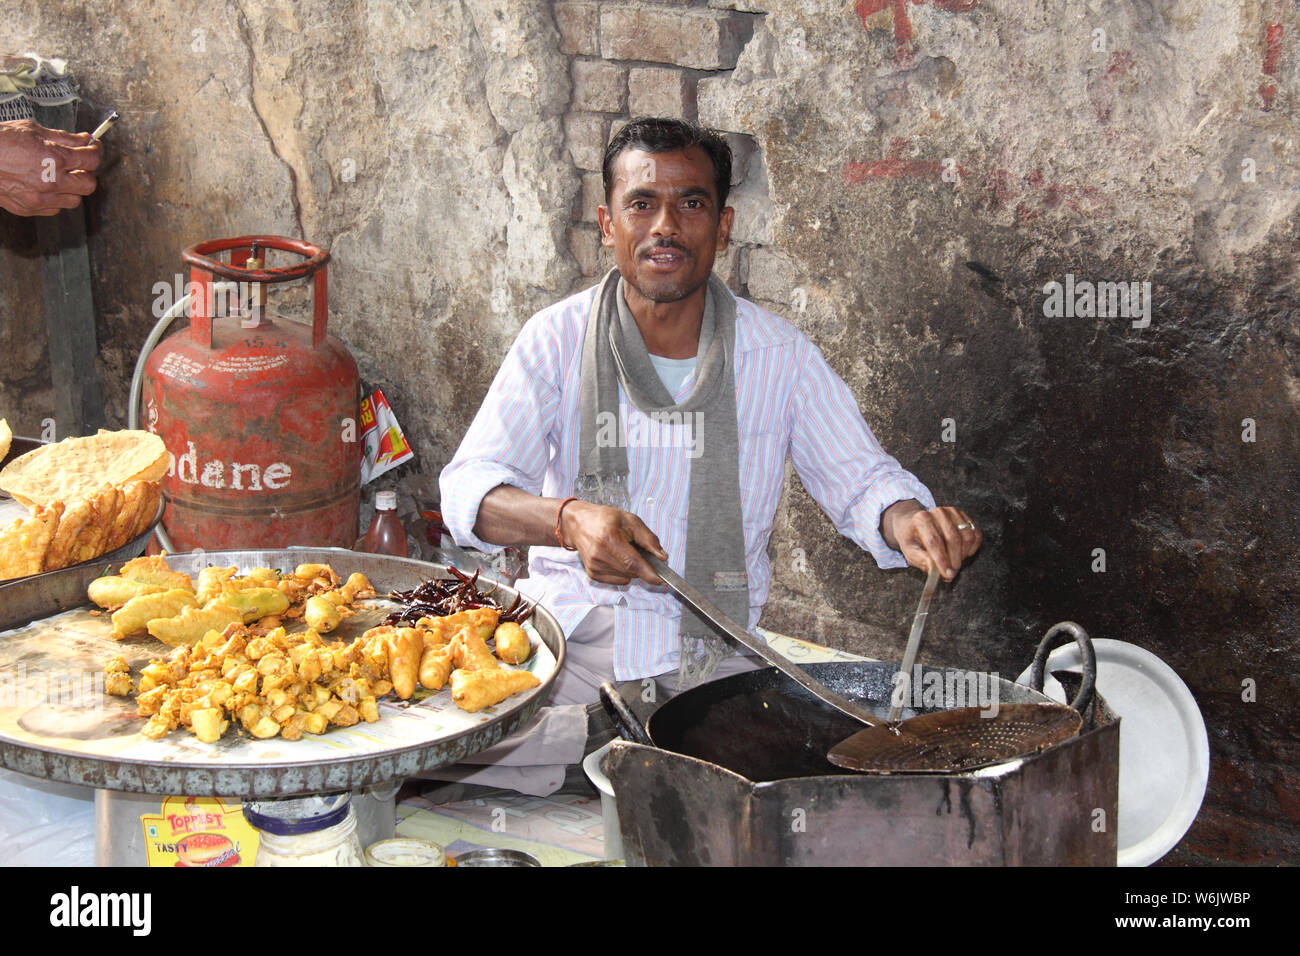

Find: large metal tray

[0,548,564,798]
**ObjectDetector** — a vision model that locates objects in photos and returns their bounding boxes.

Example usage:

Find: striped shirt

[439,282,935,681]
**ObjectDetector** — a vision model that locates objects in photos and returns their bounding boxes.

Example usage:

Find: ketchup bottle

[360,490,408,556]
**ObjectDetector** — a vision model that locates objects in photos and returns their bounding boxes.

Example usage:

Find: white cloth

[439,283,935,682]
[0,770,96,866]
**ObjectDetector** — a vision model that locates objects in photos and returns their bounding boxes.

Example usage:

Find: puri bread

[0,430,168,508]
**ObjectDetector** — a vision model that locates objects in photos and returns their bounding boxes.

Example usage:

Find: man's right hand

[471,484,667,587]
[0,119,102,216]
[558,499,666,586]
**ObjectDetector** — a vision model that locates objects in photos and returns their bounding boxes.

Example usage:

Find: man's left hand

[881,499,982,581]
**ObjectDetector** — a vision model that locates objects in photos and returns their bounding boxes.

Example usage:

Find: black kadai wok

[602,626,1118,866]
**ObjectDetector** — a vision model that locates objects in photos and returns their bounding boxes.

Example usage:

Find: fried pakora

[0,502,63,579]
[99,558,540,742]
[147,603,245,648]
[450,667,541,714]
[112,589,200,639]
[493,622,531,665]
[119,554,194,591]
[88,575,165,610]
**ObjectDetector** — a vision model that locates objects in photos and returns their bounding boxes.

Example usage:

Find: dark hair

[602,117,733,211]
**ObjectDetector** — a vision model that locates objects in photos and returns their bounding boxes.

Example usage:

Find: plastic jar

[243,793,364,867]
[365,837,446,867]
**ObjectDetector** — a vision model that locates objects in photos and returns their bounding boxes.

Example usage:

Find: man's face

[597,146,733,306]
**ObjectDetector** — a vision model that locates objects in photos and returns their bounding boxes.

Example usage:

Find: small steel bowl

[453,848,541,867]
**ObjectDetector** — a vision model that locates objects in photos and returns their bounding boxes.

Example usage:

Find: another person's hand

[882,499,982,581]
[558,499,667,586]
[0,119,101,216]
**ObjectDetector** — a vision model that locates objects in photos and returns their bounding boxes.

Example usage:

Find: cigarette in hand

[89,111,119,141]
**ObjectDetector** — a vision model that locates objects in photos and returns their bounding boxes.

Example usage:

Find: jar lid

[243,793,351,836]
[375,490,398,511]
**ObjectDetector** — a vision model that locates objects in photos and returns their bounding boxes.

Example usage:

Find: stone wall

[0,0,1296,864]
[556,1,766,287]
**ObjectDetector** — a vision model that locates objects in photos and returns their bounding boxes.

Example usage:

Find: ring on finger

[955,521,975,532]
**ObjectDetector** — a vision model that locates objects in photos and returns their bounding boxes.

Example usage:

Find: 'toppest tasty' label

[140,795,259,867]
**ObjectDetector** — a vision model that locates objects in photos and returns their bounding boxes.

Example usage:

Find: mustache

[641,240,688,255]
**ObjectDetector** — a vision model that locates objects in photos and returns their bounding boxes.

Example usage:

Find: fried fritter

[418,644,453,691]
[88,575,166,610]
[0,502,63,579]
[386,627,424,700]
[104,655,134,697]
[106,480,160,552]
[147,603,245,648]
[111,588,199,639]
[449,625,500,672]
[119,554,194,592]
[44,495,97,571]
[195,565,238,604]
[304,595,342,632]
[422,607,500,645]
[68,484,121,564]
[450,667,540,713]
[493,622,531,664]
[216,588,290,623]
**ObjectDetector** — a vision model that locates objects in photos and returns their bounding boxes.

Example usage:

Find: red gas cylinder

[143,236,360,550]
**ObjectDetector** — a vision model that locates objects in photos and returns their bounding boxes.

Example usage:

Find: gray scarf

[576,269,748,686]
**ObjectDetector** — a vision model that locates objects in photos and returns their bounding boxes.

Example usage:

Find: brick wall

[557,1,767,295]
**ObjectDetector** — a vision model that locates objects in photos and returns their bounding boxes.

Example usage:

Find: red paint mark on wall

[841,138,967,183]
[840,147,1108,222]
[986,165,1104,218]
[1106,50,1136,77]
[985,167,1015,206]
[1091,50,1137,124]
[1260,20,1283,109]
[855,0,979,67]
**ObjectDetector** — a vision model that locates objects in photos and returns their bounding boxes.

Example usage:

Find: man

[437,118,981,794]
[0,119,100,216]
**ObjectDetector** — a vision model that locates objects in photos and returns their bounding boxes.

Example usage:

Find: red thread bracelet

[555,496,579,550]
